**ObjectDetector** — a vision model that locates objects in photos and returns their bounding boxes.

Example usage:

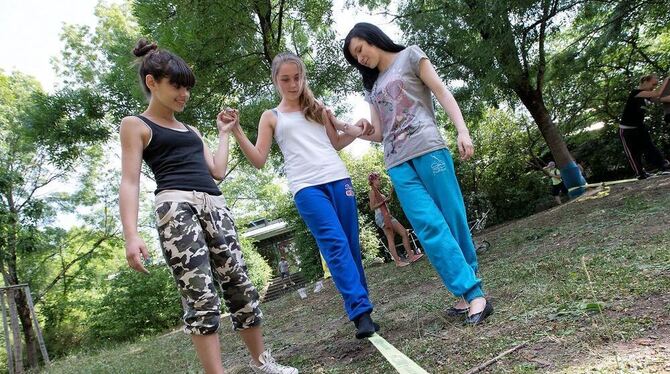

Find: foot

[638,172,651,180]
[446,298,469,316]
[464,298,493,325]
[250,349,299,373]
[395,261,410,268]
[656,168,670,176]
[409,253,424,263]
[353,313,376,339]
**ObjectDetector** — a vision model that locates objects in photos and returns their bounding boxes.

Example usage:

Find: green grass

[36,178,670,373]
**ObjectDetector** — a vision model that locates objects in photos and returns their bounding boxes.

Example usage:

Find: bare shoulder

[260,109,278,130]
[120,116,151,147]
[120,116,150,136]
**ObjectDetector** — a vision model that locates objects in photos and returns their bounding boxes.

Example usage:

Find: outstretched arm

[231,110,275,169]
[192,109,237,180]
[322,108,359,151]
[636,77,669,100]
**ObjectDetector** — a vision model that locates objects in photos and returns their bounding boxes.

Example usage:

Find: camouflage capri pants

[155,190,262,335]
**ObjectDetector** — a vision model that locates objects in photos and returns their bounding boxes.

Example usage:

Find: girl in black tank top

[118,39,298,374]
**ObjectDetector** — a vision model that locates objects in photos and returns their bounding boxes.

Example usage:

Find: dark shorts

[280,271,289,279]
[551,183,568,196]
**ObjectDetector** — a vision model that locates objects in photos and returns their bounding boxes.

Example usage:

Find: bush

[358,214,381,267]
[238,235,272,292]
[86,265,182,343]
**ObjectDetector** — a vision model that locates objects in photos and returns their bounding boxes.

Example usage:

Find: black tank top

[137,115,221,195]
[620,89,647,127]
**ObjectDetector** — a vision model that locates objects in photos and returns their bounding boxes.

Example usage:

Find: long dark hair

[132,38,196,96]
[343,23,405,91]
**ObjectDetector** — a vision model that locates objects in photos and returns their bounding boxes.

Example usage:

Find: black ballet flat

[464,300,493,325]
[445,306,469,317]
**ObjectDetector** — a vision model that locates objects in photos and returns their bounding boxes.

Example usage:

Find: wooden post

[0,291,15,374]
[0,285,48,373]
[23,286,49,365]
[7,289,23,373]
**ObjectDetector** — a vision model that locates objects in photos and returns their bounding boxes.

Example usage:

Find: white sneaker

[249,350,298,374]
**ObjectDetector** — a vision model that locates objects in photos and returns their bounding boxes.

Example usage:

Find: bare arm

[322,108,359,151]
[190,111,235,180]
[118,116,150,274]
[231,110,275,169]
[368,190,377,211]
[418,58,474,160]
[368,189,390,210]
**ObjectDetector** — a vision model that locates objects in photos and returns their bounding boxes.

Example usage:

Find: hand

[355,118,374,136]
[457,132,474,160]
[125,235,150,274]
[217,108,239,134]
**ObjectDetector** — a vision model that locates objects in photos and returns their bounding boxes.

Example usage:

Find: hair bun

[133,38,158,57]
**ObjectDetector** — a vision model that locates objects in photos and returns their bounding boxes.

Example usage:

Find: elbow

[211,172,225,181]
[252,159,265,169]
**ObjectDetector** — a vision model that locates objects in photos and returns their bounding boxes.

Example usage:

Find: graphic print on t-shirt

[372,78,422,157]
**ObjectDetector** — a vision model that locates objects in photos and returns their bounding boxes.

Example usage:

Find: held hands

[217,108,240,134]
[125,236,150,274]
[457,132,474,160]
[354,118,374,137]
[324,109,375,138]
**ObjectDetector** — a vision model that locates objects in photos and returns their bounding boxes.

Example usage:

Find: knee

[229,301,263,331]
[183,306,222,335]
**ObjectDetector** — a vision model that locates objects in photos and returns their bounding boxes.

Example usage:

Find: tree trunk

[515,86,586,196]
[15,289,38,368]
[515,88,573,168]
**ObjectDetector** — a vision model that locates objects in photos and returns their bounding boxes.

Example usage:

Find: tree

[358,0,592,193]
[0,69,112,368]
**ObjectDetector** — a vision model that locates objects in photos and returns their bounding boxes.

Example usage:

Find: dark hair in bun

[133,38,195,96]
[133,38,158,57]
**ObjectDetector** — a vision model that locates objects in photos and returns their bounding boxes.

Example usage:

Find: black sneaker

[638,172,651,180]
[354,313,376,339]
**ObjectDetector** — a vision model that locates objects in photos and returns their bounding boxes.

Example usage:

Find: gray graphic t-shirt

[366,45,446,169]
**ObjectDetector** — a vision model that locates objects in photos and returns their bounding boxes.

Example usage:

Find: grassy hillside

[38,177,670,373]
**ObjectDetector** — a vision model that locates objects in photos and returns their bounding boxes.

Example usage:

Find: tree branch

[33,234,112,305]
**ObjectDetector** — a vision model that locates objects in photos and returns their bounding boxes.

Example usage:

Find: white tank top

[273,109,350,195]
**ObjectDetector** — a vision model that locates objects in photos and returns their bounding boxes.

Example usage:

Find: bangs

[166,58,196,89]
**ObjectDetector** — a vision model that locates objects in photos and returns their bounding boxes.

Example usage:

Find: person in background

[544,161,568,205]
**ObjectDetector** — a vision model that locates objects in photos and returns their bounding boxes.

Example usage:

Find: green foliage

[358,213,381,267]
[24,88,109,168]
[87,265,183,343]
[270,192,323,282]
[452,108,552,223]
[239,235,273,292]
